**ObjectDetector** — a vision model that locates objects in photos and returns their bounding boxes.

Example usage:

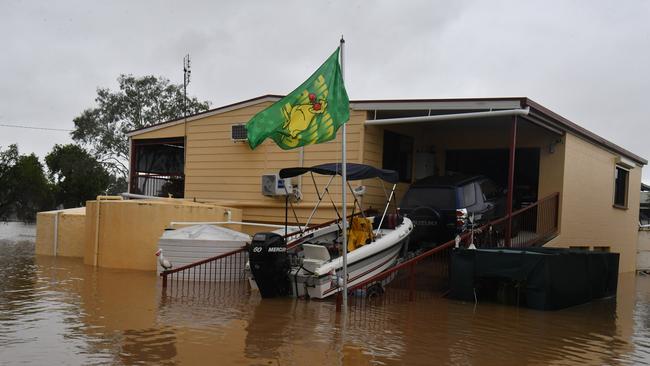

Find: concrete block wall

[35,207,86,257]
[83,199,243,271]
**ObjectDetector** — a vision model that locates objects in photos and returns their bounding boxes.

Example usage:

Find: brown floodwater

[2,229,650,365]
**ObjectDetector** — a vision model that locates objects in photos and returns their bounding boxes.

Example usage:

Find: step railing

[470,192,560,248]
[160,247,248,296]
[342,192,560,311]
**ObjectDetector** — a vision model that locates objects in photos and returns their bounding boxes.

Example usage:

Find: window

[614,166,629,208]
[479,179,499,200]
[462,184,476,207]
[641,209,650,226]
[382,131,413,182]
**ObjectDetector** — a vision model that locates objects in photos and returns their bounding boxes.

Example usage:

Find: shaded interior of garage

[375,112,562,206]
[130,137,185,198]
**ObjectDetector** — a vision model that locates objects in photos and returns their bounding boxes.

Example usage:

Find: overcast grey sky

[1,0,649,182]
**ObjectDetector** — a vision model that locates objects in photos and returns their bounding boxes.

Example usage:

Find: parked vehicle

[399,175,511,247]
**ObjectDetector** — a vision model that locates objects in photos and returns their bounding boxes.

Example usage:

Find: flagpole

[340,36,348,314]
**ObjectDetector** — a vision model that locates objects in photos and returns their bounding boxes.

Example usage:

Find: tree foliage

[45,144,111,208]
[0,145,53,222]
[71,75,210,177]
[0,144,20,217]
[11,155,53,221]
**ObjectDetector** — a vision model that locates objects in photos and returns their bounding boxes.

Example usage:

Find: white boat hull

[249,217,413,299]
[297,237,405,299]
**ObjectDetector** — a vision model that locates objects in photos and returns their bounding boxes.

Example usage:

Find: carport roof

[126,94,646,166]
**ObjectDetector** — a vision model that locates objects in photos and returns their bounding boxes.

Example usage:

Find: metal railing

[160,248,248,296]
[342,192,560,312]
[157,193,559,307]
[469,192,560,248]
[131,174,184,198]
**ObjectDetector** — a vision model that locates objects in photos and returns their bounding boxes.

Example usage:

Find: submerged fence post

[336,291,342,313]
[162,272,168,291]
[408,263,416,301]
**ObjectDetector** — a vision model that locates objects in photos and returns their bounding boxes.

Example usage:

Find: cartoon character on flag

[246,48,349,150]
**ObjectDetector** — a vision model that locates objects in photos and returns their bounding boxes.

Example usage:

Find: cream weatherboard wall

[545,133,642,273]
[133,102,367,224]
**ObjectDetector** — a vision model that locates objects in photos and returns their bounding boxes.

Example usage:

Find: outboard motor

[248,232,292,298]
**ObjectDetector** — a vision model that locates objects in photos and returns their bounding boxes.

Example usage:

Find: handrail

[350,235,457,291]
[160,247,247,276]
[478,191,560,228]
[348,191,561,292]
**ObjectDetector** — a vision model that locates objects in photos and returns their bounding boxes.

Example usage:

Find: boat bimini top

[279,163,400,238]
[279,163,399,183]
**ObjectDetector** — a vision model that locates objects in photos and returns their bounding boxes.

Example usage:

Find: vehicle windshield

[400,187,456,210]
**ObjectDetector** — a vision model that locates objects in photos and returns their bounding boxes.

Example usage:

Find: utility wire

[0,123,73,132]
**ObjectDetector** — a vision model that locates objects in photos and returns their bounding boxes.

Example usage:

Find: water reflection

[1,238,650,365]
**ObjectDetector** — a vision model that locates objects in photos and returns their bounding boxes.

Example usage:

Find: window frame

[613,164,629,209]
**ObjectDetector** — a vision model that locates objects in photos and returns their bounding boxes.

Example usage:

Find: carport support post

[505,115,518,247]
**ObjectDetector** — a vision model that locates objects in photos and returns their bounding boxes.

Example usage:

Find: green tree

[0,145,53,222]
[45,144,112,208]
[0,144,19,217]
[71,74,210,177]
[12,154,53,221]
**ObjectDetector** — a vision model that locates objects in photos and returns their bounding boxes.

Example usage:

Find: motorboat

[247,163,413,299]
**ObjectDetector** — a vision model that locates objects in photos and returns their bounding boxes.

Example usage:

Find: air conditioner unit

[261,174,292,196]
[231,124,248,142]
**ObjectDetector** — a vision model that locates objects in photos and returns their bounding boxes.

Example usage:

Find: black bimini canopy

[279,163,399,183]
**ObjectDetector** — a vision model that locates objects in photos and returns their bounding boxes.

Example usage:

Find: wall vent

[231,124,248,142]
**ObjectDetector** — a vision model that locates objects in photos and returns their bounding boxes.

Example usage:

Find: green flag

[246,48,349,150]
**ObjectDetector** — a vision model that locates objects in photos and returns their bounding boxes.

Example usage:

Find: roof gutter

[364,107,530,126]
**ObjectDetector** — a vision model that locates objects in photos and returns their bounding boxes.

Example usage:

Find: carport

[356,98,565,246]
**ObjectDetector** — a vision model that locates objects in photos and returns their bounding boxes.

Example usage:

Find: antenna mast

[183,54,191,118]
[183,54,191,180]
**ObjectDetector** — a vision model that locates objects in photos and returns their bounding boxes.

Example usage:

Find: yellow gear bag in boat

[347,216,373,252]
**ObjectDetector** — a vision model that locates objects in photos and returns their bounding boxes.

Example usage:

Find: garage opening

[446,148,540,205]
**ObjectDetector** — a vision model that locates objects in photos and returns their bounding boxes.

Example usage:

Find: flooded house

[126,95,645,273]
[638,183,650,271]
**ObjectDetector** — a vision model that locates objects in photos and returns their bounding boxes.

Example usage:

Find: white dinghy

[157,224,251,278]
[248,163,413,299]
